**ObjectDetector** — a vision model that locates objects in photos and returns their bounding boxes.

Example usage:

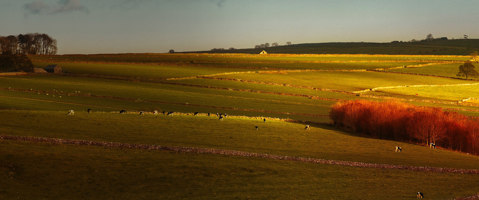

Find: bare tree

[286,41,292,46]
[4,36,18,54]
[426,33,434,41]
[272,42,279,47]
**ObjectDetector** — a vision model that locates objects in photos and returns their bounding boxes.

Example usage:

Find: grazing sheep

[255,126,259,130]
[67,110,74,116]
[153,110,158,115]
[305,125,310,130]
[429,143,436,149]
[87,108,91,114]
[167,111,174,116]
[395,146,402,152]
[194,112,199,116]
[417,192,424,199]
[120,110,126,114]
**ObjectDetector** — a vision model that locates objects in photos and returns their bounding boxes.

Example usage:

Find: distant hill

[191,39,479,55]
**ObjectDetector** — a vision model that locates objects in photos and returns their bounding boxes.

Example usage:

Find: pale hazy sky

[1,0,478,54]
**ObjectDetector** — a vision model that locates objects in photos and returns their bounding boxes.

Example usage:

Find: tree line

[254,41,291,49]
[330,100,479,155]
[0,33,57,55]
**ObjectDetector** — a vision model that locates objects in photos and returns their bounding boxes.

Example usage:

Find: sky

[1,0,478,54]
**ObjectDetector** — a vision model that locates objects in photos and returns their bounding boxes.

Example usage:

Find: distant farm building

[44,65,62,74]
[259,50,268,54]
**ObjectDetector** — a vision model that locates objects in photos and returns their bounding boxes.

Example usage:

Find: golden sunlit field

[1,53,479,199]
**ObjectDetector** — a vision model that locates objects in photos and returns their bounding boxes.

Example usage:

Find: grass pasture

[0,53,478,199]
[3,140,479,200]
[390,63,478,79]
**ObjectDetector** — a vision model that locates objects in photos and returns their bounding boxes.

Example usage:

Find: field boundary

[0,72,28,76]
[2,135,479,174]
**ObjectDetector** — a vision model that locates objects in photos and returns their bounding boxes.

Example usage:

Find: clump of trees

[457,61,478,79]
[407,34,448,43]
[330,100,479,155]
[0,54,34,72]
[0,33,57,55]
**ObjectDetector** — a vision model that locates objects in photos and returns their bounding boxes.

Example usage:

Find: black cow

[120,110,126,114]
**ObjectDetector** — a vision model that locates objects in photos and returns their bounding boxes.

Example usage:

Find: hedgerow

[330,100,479,155]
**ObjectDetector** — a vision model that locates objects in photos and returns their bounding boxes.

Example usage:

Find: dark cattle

[263,118,266,122]
[194,112,199,116]
[87,108,92,114]
[417,192,424,199]
[207,112,211,116]
[139,111,144,115]
[219,116,224,120]
[255,126,259,130]
[162,111,166,115]
[120,110,126,114]
[223,113,227,118]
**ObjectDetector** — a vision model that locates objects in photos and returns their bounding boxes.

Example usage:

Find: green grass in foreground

[1,140,478,200]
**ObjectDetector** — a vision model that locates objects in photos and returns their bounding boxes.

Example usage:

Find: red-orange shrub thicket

[330,100,479,155]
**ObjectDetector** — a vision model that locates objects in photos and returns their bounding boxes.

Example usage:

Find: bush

[0,54,34,72]
[330,100,479,155]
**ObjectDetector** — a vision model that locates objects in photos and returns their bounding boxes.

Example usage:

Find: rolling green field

[1,53,479,199]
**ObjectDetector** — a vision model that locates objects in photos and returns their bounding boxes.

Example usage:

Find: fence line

[2,135,479,174]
